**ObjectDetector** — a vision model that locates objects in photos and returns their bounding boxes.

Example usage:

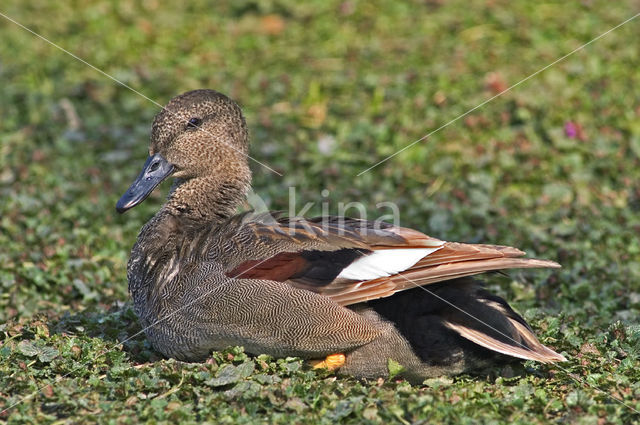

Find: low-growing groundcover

[1,0,640,423]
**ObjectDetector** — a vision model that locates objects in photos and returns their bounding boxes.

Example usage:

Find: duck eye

[187,117,201,129]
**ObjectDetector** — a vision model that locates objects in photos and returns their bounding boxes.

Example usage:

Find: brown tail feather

[332,256,560,306]
[390,257,560,293]
[414,243,528,267]
[445,320,566,363]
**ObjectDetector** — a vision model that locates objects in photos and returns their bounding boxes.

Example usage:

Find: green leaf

[18,340,39,357]
[37,346,59,363]
[236,361,255,378]
[205,364,242,387]
[224,381,261,398]
[387,358,406,380]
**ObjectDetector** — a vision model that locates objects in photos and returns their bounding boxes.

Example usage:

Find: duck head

[117,89,251,219]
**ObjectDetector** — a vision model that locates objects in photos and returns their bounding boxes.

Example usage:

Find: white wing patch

[337,247,444,281]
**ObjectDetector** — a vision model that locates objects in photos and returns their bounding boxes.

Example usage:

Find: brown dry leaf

[485,72,507,94]
[305,102,327,127]
[42,385,54,398]
[137,19,153,35]
[579,342,600,356]
[433,91,447,106]
[260,15,285,35]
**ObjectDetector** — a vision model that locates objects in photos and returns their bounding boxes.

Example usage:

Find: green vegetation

[1,0,639,423]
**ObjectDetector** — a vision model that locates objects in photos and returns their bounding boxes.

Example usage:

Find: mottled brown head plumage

[116,89,253,220]
[150,89,249,180]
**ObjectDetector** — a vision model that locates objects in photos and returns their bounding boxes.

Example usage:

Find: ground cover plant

[1,0,639,423]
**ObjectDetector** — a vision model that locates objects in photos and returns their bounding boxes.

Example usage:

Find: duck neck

[164,174,250,223]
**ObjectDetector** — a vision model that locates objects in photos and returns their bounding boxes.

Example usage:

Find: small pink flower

[564,121,578,138]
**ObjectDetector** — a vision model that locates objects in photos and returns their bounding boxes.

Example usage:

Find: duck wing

[213,212,559,306]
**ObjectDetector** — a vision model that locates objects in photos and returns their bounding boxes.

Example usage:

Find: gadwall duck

[116,89,565,382]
